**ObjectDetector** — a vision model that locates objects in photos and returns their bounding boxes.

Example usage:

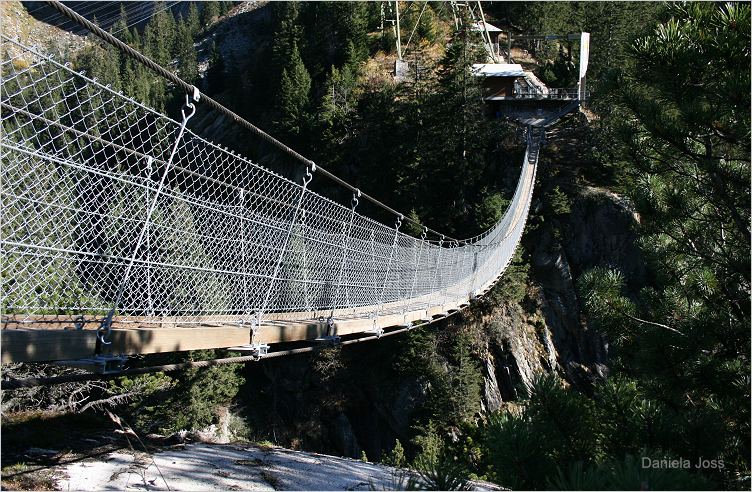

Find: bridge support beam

[1,326,251,364]
[1,266,509,364]
[0,303,460,364]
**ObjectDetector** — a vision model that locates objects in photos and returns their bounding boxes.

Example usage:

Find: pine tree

[416,28,490,235]
[579,2,750,483]
[111,4,129,43]
[276,42,311,136]
[269,2,302,96]
[186,2,200,37]
[176,15,198,85]
[447,334,482,422]
[206,41,225,95]
[201,1,220,29]
[143,1,176,68]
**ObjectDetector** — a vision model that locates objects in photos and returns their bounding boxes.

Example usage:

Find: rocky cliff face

[2,1,87,58]
[523,123,644,394]
[237,340,423,461]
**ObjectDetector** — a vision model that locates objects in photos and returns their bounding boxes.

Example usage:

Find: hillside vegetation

[2,2,749,490]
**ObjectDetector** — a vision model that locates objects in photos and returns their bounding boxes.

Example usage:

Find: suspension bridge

[0,3,579,373]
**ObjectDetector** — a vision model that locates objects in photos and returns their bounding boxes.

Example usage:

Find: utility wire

[40,0,467,245]
[25,1,181,37]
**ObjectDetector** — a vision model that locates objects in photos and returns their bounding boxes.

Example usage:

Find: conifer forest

[1,1,750,490]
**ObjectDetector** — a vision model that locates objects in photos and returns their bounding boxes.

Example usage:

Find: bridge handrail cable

[0,9,541,348]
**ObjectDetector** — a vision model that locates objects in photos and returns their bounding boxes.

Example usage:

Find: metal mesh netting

[1,35,539,333]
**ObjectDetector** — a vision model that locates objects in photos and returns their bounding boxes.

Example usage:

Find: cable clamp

[229,318,268,359]
[365,323,384,338]
[53,352,127,374]
[191,85,201,102]
[315,335,341,345]
[315,316,340,345]
[227,343,269,360]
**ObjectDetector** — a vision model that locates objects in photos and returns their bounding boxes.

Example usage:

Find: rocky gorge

[225,116,645,462]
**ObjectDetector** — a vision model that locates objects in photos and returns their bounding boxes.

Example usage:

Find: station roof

[471,63,526,77]
[472,21,503,33]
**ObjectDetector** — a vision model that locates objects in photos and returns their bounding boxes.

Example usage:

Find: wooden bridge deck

[1,275,501,364]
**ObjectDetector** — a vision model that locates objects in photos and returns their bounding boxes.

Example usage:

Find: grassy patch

[235,458,264,466]
[1,462,58,491]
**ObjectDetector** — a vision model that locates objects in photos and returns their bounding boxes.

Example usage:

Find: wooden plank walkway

[1,278,500,363]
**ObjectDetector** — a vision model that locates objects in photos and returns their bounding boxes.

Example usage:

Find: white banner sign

[579,32,590,99]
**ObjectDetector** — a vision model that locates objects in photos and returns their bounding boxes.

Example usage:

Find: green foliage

[170,350,246,432]
[101,351,246,434]
[498,2,661,84]
[473,190,509,231]
[480,374,728,490]
[548,185,571,215]
[186,2,200,37]
[275,42,312,137]
[445,333,482,422]
[547,451,713,491]
[382,438,407,468]
[574,4,750,485]
[412,444,472,491]
[393,325,435,377]
[393,324,486,469]
[201,1,220,29]
[485,409,553,490]
[396,328,480,427]
[175,15,198,85]
[143,1,176,68]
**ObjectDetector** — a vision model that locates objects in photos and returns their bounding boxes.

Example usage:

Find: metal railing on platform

[512,87,586,100]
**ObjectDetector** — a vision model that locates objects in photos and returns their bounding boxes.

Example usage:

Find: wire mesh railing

[1,35,540,339]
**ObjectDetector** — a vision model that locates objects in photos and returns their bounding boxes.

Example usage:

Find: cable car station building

[472,32,591,126]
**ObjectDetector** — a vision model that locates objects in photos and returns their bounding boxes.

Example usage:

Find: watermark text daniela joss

[641,457,724,470]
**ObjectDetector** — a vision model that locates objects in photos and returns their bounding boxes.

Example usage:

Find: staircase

[541,99,581,127]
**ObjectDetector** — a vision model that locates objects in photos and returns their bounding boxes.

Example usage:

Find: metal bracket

[365,326,384,338]
[226,343,269,360]
[54,352,127,374]
[316,316,341,345]
[229,318,269,359]
[315,335,341,345]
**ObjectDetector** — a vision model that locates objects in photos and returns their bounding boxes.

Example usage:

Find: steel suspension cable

[40,0,463,244]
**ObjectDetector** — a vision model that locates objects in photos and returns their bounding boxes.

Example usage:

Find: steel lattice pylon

[0,35,539,343]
